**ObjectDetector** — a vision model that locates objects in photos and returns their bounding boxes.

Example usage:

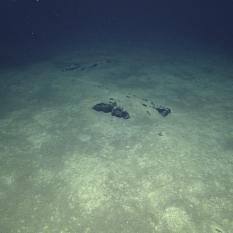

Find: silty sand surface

[0,43,232,233]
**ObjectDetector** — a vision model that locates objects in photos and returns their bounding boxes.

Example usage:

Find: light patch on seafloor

[0,174,15,200]
[146,174,175,208]
[78,134,91,142]
[187,180,206,194]
[60,154,110,214]
[0,191,7,200]
[27,132,51,149]
[29,168,56,186]
[156,207,196,233]
[202,196,233,222]
[32,105,78,130]
[33,109,59,128]
[0,117,15,129]
[0,174,15,186]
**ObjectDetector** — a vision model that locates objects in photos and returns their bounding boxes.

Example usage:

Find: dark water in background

[1,0,233,66]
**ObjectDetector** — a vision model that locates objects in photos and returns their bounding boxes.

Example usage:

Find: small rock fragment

[155,106,171,117]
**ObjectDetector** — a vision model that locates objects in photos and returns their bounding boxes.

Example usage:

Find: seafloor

[0,41,233,233]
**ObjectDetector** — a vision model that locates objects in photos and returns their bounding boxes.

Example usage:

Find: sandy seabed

[0,42,233,233]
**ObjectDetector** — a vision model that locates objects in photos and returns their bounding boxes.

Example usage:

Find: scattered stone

[112,107,130,119]
[93,101,130,119]
[93,96,171,120]
[155,106,171,117]
[92,103,115,113]
[138,96,171,117]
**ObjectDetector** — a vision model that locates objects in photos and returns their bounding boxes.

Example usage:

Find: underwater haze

[0,1,233,233]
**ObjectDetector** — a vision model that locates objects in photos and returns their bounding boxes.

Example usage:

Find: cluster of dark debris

[132,97,170,117]
[62,61,171,120]
[93,98,130,119]
[93,96,171,120]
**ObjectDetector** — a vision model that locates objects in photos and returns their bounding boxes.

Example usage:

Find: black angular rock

[155,106,171,117]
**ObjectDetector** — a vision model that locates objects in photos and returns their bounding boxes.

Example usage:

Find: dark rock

[93,102,130,119]
[93,103,114,113]
[155,106,171,117]
[112,107,130,119]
